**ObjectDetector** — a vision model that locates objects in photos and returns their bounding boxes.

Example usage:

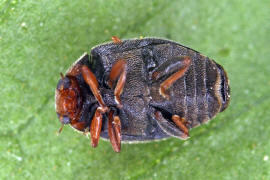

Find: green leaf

[1,0,269,179]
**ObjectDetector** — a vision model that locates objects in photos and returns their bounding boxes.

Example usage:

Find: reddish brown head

[55,74,83,127]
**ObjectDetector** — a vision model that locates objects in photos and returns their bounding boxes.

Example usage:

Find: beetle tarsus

[172,115,189,137]
[108,110,121,152]
[112,36,122,44]
[108,59,127,108]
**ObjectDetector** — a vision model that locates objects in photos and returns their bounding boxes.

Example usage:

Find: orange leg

[159,56,191,99]
[108,59,127,108]
[70,121,87,132]
[112,36,122,44]
[172,115,189,136]
[82,65,108,113]
[67,53,89,77]
[90,108,103,147]
[81,66,109,148]
[154,111,189,139]
[108,110,121,152]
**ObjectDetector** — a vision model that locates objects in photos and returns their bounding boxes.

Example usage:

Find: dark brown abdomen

[172,50,223,128]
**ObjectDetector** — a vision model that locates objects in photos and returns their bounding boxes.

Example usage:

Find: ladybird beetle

[55,37,230,152]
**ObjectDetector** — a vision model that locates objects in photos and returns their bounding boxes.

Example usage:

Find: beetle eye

[62,116,70,124]
[57,77,71,90]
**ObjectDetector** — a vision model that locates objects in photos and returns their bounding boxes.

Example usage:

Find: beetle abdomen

[175,52,228,128]
[90,38,230,140]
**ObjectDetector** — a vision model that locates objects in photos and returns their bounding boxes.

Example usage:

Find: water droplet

[7,152,23,161]
[91,18,96,23]
[248,43,254,50]
[263,155,269,161]
[191,25,197,30]
[21,22,27,28]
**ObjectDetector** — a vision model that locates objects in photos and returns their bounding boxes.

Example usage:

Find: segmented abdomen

[173,50,222,128]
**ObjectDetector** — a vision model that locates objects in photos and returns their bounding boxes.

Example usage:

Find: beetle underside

[55,36,230,152]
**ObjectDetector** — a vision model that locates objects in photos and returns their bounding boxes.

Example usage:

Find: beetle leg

[154,111,189,139]
[90,107,103,148]
[67,53,90,77]
[70,121,87,132]
[112,36,122,44]
[171,115,189,136]
[108,110,121,152]
[82,65,108,113]
[152,56,191,100]
[108,59,127,108]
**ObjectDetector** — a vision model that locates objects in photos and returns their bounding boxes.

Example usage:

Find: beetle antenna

[57,124,64,135]
[60,72,64,79]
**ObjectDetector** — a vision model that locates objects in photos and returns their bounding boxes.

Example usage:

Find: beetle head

[55,74,83,129]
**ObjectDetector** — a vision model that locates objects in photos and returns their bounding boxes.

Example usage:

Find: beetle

[55,37,230,152]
